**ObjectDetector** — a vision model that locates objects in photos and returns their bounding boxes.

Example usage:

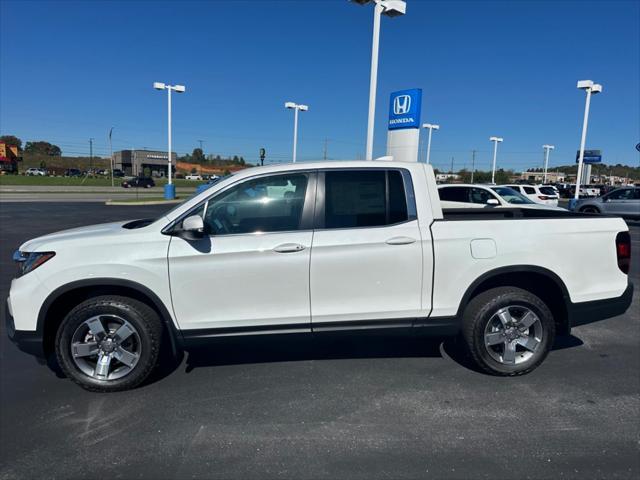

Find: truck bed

[440,208,592,221]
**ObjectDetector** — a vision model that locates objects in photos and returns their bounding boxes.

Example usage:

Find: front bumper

[568,281,634,329]
[5,298,44,358]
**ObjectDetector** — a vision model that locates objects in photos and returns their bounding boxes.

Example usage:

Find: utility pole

[323,138,328,160]
[198,140,204,151]
[89,138,94,172]
[450,156,454,174]
[471,150,476,184]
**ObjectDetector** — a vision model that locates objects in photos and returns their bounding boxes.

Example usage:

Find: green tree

[0,135,22,150]
[24,141,61,156]
[192,148,205,163]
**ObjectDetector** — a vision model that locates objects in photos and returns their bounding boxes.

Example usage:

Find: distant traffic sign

[576,149,602,164]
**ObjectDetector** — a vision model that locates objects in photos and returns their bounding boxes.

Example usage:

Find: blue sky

[1,0,638,172]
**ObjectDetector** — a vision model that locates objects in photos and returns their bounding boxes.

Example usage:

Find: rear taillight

[616,231,631,274]
[538,195,550,200]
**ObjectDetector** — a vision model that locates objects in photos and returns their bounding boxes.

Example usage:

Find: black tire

[461,287,555,376]
[55,295,163,392]
[580,206,600,214]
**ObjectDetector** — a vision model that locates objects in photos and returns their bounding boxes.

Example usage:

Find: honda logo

[393,95,411,115]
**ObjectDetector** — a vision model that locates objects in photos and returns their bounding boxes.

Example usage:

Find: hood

[19,221,131,252]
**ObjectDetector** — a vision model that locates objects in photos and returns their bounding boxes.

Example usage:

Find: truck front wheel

[462,287,555,376]
[55,295,163,392]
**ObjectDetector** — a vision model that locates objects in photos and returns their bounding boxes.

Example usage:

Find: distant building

[114,150,176,177]
[519,171,566,183]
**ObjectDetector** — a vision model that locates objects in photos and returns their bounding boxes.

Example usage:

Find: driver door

[603,188,635,215]
[168,171,316,332]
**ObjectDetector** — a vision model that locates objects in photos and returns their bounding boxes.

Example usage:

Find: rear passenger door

[309,169,425,328]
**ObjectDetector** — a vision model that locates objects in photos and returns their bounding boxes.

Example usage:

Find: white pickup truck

[7,161,633,391]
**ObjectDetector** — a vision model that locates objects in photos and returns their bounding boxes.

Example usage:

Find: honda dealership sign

[388,88,422,130]
[386,88,422,162]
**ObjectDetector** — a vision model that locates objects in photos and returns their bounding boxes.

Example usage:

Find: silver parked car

[571,187,640,219]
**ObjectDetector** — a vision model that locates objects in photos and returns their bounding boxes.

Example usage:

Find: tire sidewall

[470,290,555,375]
[56,298,159,391]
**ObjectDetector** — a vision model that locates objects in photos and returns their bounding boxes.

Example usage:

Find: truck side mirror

[179,215,205,240]
[486,198,500,206]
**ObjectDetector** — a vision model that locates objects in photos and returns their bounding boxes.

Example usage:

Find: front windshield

[491,186,535,204]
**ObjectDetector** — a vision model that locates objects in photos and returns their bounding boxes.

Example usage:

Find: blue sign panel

[388,88,422,130]
[575,149,602,164]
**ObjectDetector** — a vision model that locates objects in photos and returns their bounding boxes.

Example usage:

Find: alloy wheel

[483,305,543,365]
[70,314,141,381]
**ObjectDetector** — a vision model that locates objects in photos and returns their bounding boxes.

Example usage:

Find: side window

[438,187,469,203]
[469,188,496,204]
[324,170,409,229]
[608,189,634,200]
[523,186,536,195]
[634,189,640,200]
[388,170,408,223]
[201,173,308,235]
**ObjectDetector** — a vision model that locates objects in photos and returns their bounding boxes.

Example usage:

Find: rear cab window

[322,169,413,229]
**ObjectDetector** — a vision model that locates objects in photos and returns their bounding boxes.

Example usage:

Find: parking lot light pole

[285,102,308,163]
[574,80,602,200]
[109,127,114,188]
[542,144,554,184]
[489,136,503,184]
[154,82,186,200]
[351,0,406,160]
[422,123,439,164]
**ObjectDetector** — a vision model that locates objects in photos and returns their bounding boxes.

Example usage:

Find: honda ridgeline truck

[7,161,633,391]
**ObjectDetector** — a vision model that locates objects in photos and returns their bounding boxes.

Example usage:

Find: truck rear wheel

[462,287,555,376]
[55,295,163,392]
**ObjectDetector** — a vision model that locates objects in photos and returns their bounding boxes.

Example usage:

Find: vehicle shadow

[148,332,586,382]
[42,331,586,387]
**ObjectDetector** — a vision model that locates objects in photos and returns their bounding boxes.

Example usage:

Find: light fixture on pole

[489,136,503,184]
[351,0,407,160]
[542,144,555,184]
[285,102,308,163]
[154,81,186,200]
[574,80,602,201]
[422,123,439,164]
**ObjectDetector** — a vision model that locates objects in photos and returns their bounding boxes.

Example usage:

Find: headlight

[13,251,56,276]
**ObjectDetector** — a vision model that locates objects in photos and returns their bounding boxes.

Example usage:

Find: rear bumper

[568,282,634,329]
[5,299,44,358]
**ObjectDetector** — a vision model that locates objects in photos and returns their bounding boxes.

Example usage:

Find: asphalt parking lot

[0,202,638,479]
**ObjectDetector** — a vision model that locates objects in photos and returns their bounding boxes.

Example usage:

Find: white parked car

[438,184,563,210]
[25,167,46,176]
[185,174,203,181]
[502,184,559,207]
[8,161,633,391]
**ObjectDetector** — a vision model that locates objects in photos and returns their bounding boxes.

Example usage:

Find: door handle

[273,243,306,253]
[385,236,416,245]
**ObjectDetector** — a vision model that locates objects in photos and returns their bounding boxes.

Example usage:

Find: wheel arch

[456,265,571,336]
[38,278,182,358]
[579,204,601,214]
